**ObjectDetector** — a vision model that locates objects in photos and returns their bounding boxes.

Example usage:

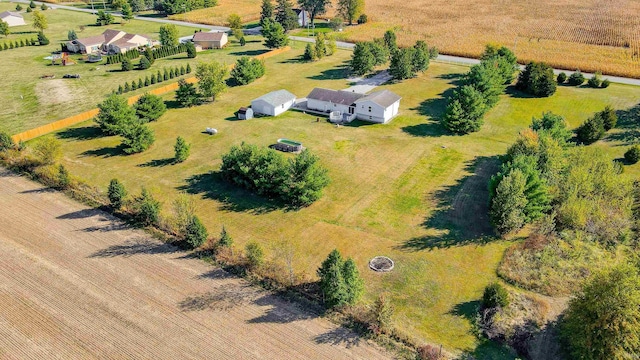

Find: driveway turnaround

[0,168,390,360]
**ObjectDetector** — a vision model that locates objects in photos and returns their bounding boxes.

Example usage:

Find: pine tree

[150,74,156,84]
[442,85,487,134]
[489,169,528,235]
[174,136,190,162]
[317,249,348,308]
[186,63,192,73]
[260,0,274,25]
[303,43,316,61]
[350,41,374,75]
[144,76,150,87]
[108,178,127,209]
[219,226,233,247]
[275,0,298,31]
[342,258,364,305]
[137,78,143,89]
[315,33,326,59]
[185,215,208,249]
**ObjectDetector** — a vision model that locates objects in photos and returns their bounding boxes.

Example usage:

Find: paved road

[11,0,640,85]
[0,168,390,360]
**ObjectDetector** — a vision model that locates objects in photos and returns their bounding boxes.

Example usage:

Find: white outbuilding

[251,90,296,117]
[0,11,26,27]
[354,90,402,123]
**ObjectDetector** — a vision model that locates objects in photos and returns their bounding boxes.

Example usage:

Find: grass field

[0,2,267,135]
[37,39,640,356]
[174,0,640,78]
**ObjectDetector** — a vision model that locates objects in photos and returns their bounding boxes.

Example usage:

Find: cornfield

[169,0,640,78]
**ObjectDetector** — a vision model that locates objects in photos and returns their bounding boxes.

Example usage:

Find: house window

[369,116,372,120]
[334,103,337,107]
[368,106,372,112]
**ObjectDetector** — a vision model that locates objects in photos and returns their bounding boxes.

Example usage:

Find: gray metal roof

[306,88,364,105]
[0,11,22,19]
[356,90,401,108]
[252,90,296,106]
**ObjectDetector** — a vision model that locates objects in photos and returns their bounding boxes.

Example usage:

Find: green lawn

[0,1,267,135]
[291,21,334,38]
[36,40,640,356]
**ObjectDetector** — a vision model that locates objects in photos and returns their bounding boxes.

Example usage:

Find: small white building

[354,90,402,123]
[0,11,26,27]
[293,9,309,27]
[251,90,296,117]
[192,31,228,49]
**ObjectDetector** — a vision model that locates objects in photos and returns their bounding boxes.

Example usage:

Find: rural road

[0,168,391,359]
[14,0,640,85]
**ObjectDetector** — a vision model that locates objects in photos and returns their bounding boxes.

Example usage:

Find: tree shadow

[397,156,499,251]
[230,49,269,57]
[137,158,175,167]
[505,86,538,99]
[178,284,256,312]
[307,65,350,81]
[449,300,480,324]
[57,208,104,220]
[80,144,125,158]
[88,238,178,258]
[246,294,316,324]
[279,54,306,64]
[196,268,234,280]
[56,126,103,141]
[402,86,457,137]
[164,100,182,110]
[604,104,640,145]
[177,171,279,214]
[313,327,362,349]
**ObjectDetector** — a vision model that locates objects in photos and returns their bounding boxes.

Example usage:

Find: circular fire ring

[369,256,395,272]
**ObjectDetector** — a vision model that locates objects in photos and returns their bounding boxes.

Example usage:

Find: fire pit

[369,256,394,272]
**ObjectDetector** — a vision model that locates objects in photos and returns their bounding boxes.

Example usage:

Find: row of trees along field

[261,0,367,30]
[99,0,218,15]
[350,29,438,79]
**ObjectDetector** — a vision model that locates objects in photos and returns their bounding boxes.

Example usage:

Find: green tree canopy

[350,41,375,75]
[262,18,289,48]
[134,93,167,122]
[195,60,229,101]
[337,0,363,24]
[442,85,487,134]
[297,0,331,25]
[32,10,48,31]
[275,0,298,31]
[96,94,138,135]
[159,24,179,46]
[489,168,528,235]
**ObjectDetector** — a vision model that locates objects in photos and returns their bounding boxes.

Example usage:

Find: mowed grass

[44,41,640,355]
[0,2,267,135]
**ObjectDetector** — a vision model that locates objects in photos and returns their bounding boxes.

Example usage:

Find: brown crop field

[183,0,640,78]
[0,168,390,360]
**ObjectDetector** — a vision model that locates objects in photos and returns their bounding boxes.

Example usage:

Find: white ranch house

[251,90,296,116]
[66,29,157,54]
[0,11,26,27]
[306,88,401,123]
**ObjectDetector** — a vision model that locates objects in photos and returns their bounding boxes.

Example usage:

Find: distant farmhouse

[66,29,158,54]
[192,31,228,49]
[251,90,296,116]
[306,88,401,123]
[293,9,309,27]
[0,11,26,27]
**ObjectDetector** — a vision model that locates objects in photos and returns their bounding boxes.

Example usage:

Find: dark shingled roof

[193,32,226,42]
[356,90,402,107]
[306,88,364,105]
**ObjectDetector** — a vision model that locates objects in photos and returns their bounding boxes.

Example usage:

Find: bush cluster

[576,106,617,144]
[516,61,556,97]
[230,56,265,85]
[482,283,510,309]
[625,146,640,164]
[116,64,191,94]
[0,38,38,51]
[443,45,517,134]
[220,143,330,207]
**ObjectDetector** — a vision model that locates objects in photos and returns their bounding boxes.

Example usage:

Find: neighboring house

[306,88,402,123]
[192,31,228,49]
[0,11,26,27]
[293,9,309,27]
[251,90,297,116]
[354,90,402,123]
[66,29,157,54]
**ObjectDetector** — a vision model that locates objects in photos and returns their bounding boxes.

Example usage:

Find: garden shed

[237,107,253,120]
[251,90,296,117]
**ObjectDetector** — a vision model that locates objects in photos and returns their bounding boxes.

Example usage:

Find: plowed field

[0,168,389,360]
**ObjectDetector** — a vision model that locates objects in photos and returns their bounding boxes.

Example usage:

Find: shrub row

[0,38,38,50]
[105,44,189,65]
[220,143,330,207]
[115,64,191,94]
[557,70,610,88]
[105,48,141,64]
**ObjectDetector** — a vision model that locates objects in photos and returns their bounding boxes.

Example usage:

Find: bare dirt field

[35,79,75,106]
[0,168,390,360]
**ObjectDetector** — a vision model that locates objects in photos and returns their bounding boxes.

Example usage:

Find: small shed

[251,90,296,117]
[237,107,253,120]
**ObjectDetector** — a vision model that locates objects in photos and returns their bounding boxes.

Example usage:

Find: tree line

[115,64,192,94]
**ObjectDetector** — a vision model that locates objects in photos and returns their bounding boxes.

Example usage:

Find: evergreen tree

[186,63,192,73]
[303,42,316,61]
[134,93,166,122]
[186,42,196,58]
[466,60,505,107]
[489,168,528,235]
[442,85,487,134]
[350,41,374,75]
[121,58,133,71]
[282,149,330,206]
[175,79,200,107]
[108,178,127,209]
[185,215,208,249]
[262,18,289,48]
[412,40,430,73]
[121,123,155,154]
[389,47,415,80]
[516,61,557,97]
[383,29,397,55]
[530,112,572,145]
[342,258,364,305]
[67,29,77,40]
[219,226,233,247]
[95,94,137,135]
[174,136,190,162]
[144,76,150,87]
[480,45,518,84]
[56,164,70,189]
[275,0,298,31]
[315,32,326,59]
[260,0,274,25]
[599,105,618,131]
[133,187,160,225]
[317,249,348,308]
[137,78,143,89]
[139,56,151,69]
[577,113,606,144]
[245,241,264,268]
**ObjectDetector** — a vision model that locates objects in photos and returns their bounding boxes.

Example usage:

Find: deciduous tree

[159,24,179,46]
[195,60,228,101]
[32,10,48,31]
[338,0,363,25]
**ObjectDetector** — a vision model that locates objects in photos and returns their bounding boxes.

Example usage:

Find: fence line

[11,46,291,143]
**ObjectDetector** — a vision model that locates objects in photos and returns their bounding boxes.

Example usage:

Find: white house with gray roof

[0,11,25,27]
[306,88,401,123]
[354,90,402,123]
[251,90,296,116]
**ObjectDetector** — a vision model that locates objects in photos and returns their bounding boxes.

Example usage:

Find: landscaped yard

[37,38,640,356]
[0,1,267,135]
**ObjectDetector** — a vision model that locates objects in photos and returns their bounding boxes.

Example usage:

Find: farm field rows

[0,168,391,359]
[0,2,268,135]
[45,42,640,355]
[176,0,640,78]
